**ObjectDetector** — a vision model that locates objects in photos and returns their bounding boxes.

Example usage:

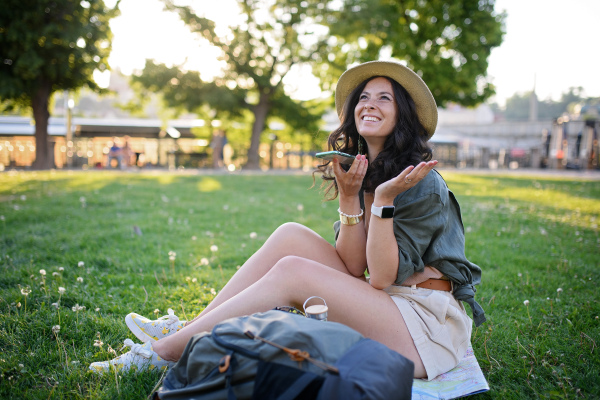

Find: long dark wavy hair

[316,76,433,200]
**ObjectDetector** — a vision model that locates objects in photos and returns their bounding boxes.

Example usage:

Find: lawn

[0,169,598,399]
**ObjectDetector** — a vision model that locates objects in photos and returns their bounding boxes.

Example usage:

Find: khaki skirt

[384,284,473,380]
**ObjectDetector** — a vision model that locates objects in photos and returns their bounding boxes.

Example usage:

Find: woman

[89,61,485,380]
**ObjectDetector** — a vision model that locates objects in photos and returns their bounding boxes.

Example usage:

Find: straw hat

[335,60,438,138]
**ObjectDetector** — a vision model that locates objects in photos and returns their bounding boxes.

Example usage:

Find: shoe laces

[161,308,180,326]
[120,339,153,359]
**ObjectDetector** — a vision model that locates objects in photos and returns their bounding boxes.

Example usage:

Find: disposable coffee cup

[303,296,328,321]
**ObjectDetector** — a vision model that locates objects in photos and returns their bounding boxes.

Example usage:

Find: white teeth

[363,116,380,122]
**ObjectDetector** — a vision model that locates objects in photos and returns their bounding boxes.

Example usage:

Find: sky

[104,0,600,106]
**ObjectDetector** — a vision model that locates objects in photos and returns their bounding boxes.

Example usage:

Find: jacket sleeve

[393,192,445,284]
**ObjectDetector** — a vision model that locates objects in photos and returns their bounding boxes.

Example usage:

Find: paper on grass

[412,345,489,400]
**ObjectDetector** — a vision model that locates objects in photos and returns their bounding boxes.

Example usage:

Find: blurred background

[1,0,598,172]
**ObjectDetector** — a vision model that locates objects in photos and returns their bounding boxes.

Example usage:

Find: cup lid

[305,304,328,314]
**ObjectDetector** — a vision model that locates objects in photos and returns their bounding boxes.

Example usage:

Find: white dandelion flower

[210,245,218,252]
[20,288,31,296]
[78,261,84,267]
[59,267,64,272]
[52,325,60,334]
[77,277,83,283]
[523,300,530,306]
[39,269,46,276]
[58,287,66,294]
[249,232,257,239]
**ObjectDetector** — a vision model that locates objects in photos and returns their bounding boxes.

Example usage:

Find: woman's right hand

[332,154,368,198]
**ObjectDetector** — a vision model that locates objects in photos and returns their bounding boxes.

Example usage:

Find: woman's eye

[359,94,369,100]
[380,95,392,101]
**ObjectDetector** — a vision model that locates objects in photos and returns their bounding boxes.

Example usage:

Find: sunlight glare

[93,70,111,89]
[109,0,241,79]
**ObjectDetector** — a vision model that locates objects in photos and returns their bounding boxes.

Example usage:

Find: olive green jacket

[335,170,486,326]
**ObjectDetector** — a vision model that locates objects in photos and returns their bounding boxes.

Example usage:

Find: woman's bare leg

[152,255,427,378]
[192,223,352,320]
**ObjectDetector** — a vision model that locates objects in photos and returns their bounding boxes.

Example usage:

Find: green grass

[0,169,598,399]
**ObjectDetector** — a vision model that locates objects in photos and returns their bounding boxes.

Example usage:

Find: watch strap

[371,204,395,219]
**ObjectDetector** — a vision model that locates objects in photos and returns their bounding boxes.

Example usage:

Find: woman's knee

[268,256,314,279]
[267,223,322,250]
[272,222,310,238]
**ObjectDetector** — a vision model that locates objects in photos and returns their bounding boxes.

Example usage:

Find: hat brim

[335,61,438,139]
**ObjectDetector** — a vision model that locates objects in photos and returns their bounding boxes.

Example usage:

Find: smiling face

[354,77,398,147]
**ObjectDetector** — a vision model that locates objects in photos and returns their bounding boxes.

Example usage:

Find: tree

[314,0,505,107]
[159,0,328,169]
[499,87,589,121]
[0,0,120,169]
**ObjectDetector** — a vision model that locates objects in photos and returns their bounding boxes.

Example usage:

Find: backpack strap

[276,373,323,400]
[212,326,261,359]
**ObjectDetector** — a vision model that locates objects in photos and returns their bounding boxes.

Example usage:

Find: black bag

[154,310,413,400]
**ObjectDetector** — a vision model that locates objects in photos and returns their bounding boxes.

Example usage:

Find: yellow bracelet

[339,213,362,226]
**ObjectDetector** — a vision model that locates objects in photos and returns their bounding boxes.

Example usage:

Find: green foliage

[0,170,599,398]
[132,0,330,168]
[128,60,248,119]
[0,0,121,169]
[317,0,505,106]
[0,0,120,103]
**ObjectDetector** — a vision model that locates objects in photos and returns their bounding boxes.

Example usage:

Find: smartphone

[315,151,356,165]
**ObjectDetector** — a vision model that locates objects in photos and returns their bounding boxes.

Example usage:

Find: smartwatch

[371,204,395,219]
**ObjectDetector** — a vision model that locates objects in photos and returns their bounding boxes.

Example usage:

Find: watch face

[381,206,395,218]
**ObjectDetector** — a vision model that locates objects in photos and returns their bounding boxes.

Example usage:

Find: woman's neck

[366,142,383,161]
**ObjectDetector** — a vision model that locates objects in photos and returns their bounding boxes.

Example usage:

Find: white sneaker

[125,308,186,343]
[89,339,173,374]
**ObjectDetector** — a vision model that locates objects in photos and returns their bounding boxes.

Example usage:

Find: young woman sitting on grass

[89,60,486,380]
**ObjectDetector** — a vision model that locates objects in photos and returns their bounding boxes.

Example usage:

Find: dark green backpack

[153,310,413,400]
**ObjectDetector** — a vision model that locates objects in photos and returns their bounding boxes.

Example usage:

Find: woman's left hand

[374,160,438,204]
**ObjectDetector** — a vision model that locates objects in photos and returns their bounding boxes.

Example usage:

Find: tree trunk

[245,89,271,170]
[31,80,53,170]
